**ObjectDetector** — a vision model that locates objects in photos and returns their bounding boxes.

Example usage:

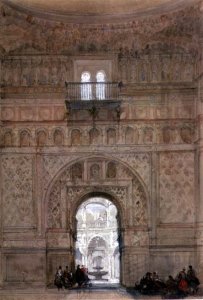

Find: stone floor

[0,285,202,300]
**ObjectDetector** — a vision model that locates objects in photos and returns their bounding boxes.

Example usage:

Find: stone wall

[0,0,201,289]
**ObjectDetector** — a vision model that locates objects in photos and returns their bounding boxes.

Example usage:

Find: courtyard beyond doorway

[75,197,120,284]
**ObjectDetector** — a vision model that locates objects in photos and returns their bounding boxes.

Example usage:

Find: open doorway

[75,197,120,283]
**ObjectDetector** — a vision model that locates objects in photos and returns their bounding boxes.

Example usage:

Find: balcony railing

[65,82,120,101]
[65,81,122,122]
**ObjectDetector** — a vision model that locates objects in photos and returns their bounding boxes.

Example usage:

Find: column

[196,33,203,283]
[150,149,159,244]
[0,149,2,288]
[0,56,3,288]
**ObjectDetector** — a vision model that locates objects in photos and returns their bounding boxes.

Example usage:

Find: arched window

[81,71,92,100]
[96,71,106,100]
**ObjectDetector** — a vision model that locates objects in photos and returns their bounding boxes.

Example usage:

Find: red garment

[179,279,188,292]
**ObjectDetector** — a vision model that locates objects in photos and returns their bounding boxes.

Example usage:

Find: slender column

[0,57,3,288]
[36,152,44,237]
[197,114,203,282]
[196,33,203,282]
[0,151,3,288]
[150,149,159,244]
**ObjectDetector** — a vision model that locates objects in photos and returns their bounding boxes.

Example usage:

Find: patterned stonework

[47,158,148,229]
[2,155,35,227]
[159,152,195,223]
[42,155,79,187]
[0,122,195,147]
[0,54,196,89]
[125,230,149,247]
[48,184,129,229]
[116,153,150,188]
[42,153,150,196]
[47,181,61,228]
[132,178,147,226]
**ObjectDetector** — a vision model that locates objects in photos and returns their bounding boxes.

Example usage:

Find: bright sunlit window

[81,71,92,100]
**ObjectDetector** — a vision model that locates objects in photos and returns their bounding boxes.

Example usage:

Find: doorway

[75,196,120,283]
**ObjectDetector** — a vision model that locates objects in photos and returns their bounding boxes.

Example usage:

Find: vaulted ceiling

[3,0,200,23]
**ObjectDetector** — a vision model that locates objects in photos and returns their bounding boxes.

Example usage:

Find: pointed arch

[125,126,134,144]
[36,129,47,147]
[19,129,31,147]
[71,129,82,146]
[107,128,116,145]
[44,155,150,286]
[45,155,149,232]
[53,128,64,146]
[89,127,101,145]
[4,130,13,147]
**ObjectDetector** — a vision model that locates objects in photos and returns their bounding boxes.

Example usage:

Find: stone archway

[46,156,149,287]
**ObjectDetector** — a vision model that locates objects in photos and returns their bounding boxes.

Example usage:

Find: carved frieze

[0,2,199,57]
[66,185,128,206]
[0,120,195,150]
[0,4,199,92]
[0,53,196,89]
[47,157,148,229]
[1,56,72,87]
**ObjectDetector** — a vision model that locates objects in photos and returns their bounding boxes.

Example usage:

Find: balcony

[65,82,122,123]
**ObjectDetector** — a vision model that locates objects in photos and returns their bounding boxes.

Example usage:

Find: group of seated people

[54,264,90,290]
[135,265,200,297]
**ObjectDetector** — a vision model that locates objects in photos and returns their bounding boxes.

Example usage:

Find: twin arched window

[81,71,106,100]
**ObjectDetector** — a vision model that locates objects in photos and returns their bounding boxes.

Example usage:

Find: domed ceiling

[3,0,199,23]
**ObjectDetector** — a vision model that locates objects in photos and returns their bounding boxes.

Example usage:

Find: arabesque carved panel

[47,157,148,229]
[116,153,150,188]
[42,155,79,187]
[2,155,35,227]
[159,152,195,223]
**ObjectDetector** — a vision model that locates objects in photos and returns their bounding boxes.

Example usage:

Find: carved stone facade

[2,155,35,228]
[0,0,202,292]
[159,152,195,224]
